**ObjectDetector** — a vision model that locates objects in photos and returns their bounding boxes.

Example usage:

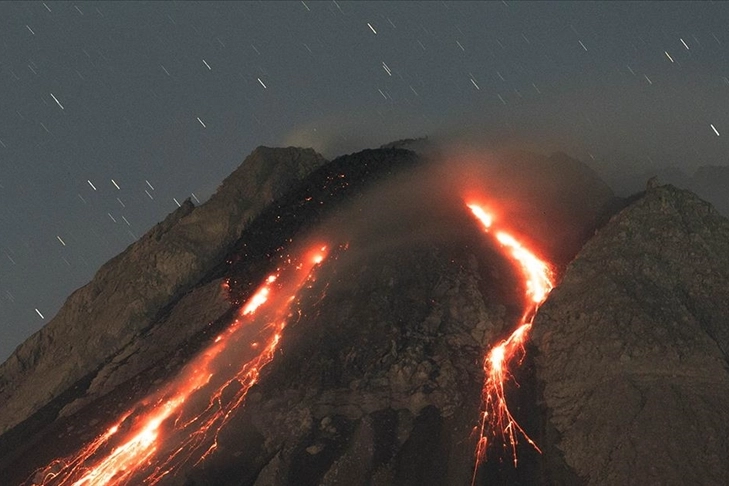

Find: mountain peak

[533,182,729,484]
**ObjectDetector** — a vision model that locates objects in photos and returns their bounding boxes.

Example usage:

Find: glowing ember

[467,202,554,483]
[30,245,328,486]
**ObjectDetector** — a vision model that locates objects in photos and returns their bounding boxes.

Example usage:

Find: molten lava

[30,244,329,486]
[467,203,555,481]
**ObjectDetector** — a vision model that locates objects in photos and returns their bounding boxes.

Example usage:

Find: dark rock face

[187,241,516,486]
[532,184,729,485]
[0,146,327,435]
[0,142,651,485]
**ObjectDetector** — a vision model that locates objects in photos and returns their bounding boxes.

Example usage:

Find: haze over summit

[1,1,729,362]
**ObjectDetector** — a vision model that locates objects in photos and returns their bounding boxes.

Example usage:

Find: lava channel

[467,202,555,483]
[29,244,329,486]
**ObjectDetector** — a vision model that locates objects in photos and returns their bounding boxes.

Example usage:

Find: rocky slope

[187,237,519,486]
[0,146,327,435]
[0,141,675,485]
[532,183,729,484]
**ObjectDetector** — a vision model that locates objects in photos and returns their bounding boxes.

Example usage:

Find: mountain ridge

[0,146,328,435]
[2,143,728,485]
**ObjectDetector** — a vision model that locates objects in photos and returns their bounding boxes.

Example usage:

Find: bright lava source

[466,203,555,483]
[30,244,329,486]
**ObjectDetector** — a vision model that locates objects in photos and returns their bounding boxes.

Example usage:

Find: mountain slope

[0,143,638,485]
[0,147,327,435]
[532,183,729,484]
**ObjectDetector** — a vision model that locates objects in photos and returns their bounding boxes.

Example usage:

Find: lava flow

[467,203,555,482]
[30,244,329,486]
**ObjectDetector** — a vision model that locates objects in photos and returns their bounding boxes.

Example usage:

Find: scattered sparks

[382,61,392,76]
[467,202,554,483]
[50,93,64,110]
[301,1,310,11]
[665,51,674,63]
[26,25,35,35]
[87,180,97,191]
[31,244,330,485]
[578,40,587,51]
[146,180,154,190]
[202,59,211,70]
[680,38,689,50]
[197,117,206,128]
[257,77,267,89]
[56,236,66,246]
[711,124,720,136]
[367,22,377,34]
[111,179,120,190]
[35,308,44,319]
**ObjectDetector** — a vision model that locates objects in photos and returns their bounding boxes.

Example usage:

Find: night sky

[1,1,728,362]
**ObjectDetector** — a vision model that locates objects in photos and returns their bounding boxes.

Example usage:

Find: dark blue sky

[1,1,728,361]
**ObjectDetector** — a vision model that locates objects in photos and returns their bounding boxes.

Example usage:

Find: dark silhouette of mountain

[601,162,729,217]
[0,143,726,485]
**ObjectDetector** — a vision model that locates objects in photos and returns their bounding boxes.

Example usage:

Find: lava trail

[29,244,329,486]
[467,203,555,482]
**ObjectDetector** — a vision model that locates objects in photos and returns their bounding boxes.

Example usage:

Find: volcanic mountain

[1,143,727,485]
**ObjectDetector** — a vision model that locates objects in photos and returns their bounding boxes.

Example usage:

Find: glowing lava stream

[31,244,329,486]
[467,203,555,482]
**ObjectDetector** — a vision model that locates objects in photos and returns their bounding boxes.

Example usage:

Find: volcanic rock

[0,146,327,435]
[188,242,514,486]
[532,183,729,484]
[0,143,622,485]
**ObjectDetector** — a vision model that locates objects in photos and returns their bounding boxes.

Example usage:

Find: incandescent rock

[0,143,638,485]
[182,241,514,486]
[0,146,327,435]
[532,183,729,485]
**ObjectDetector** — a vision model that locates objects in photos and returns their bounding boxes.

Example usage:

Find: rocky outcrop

[0,146,327,435]
[532,183,729,484]
[0,143,644,485]
[182,240,519,486]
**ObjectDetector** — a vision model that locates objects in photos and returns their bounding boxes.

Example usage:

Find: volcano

[1,142,727,485]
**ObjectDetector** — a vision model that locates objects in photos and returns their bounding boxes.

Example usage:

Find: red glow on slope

[31,245,329,486]
[467,202,554,482]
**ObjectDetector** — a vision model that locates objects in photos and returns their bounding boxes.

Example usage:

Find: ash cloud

[314,142,616,272]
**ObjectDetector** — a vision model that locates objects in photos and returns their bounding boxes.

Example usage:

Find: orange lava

[30,244,328,486]
[467,203,554,482]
